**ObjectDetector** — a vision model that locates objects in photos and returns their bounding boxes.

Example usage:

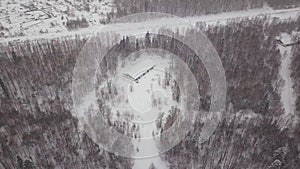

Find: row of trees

[266,0,300,9]
[66,18,89,30]
[114,0,264,17]
[113,0,300,18]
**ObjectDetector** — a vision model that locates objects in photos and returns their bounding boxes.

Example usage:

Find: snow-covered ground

[0,0,114,38]
[1,6,299,43]
[74,51,184,168]
[277,32,299,127]
[103,52,181,169]
[109,55,178,125]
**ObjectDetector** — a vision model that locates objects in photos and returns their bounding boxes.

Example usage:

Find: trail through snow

[278,33,297,127]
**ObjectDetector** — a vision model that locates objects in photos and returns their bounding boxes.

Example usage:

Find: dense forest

[0,8,300,169]
[162,16,300,169]
[0,36,133,168]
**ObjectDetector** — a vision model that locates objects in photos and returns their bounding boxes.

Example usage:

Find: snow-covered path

[132,126,169,169]
[278,33,298,126]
